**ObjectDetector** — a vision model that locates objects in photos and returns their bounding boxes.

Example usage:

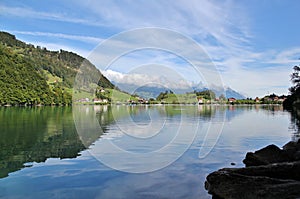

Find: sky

[1,0,300,97]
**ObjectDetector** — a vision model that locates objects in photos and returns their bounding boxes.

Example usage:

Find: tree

[289,65,300,95]
[283,65,300,109]
[0,31,117,106]
[195,90,216,100]
[219,94,226,101]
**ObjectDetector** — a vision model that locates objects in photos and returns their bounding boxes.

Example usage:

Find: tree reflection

[0,107,85,178]
[289,108,300,141]
[0,104,247,179]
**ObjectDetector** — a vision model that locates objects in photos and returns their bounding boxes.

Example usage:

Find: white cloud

[271,48,300,65]
[102,69,194,91]
[216,48,299,96]
[2,1,299,96]
[101,46,296,97]
[82,28,227,96]
[0,4,106,27]
[76,0,251,50]
[72,0,297,96]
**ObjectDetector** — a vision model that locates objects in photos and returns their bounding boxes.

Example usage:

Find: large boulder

[243,144,290,167]
[205,141,300,199]
[243,140,300,167]
[205,163,300,199]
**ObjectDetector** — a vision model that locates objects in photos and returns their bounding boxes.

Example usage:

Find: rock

[205,141,300,199]
[243,144,291,167]
[294,151,300,160]
[205,164,300,199]
[282,141,298,150]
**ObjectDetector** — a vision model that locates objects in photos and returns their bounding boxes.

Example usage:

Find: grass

[72,89,94,101]
[161,93,198,104]
[43,70,62,84]
[71,88,134,103]
[106,89,134,103]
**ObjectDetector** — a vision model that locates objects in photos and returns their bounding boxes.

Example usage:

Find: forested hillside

[0,31,114,105]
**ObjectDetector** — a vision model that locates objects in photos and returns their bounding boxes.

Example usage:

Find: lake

[0,105,297,199]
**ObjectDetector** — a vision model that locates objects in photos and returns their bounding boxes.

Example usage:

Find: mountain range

[0,30,246,106]
[114,82,246,99]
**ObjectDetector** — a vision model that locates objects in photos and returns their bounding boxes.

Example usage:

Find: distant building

[255,97,260,103]
[278,98,286,102]
[228,98,236,103]
[93,98,102,103]
[77,98,90,102]
[102,99,108,103]
[262,94,287,103]
[138,98,145,103]
[93,98,109,104]
[198,98,204,104]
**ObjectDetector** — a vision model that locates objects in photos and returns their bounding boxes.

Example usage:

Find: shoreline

[0,103,284,107]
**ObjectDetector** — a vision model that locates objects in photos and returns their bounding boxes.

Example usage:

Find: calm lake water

[0,105,297,199]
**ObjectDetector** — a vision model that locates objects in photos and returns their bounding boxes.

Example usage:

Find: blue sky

[1,0,300,97]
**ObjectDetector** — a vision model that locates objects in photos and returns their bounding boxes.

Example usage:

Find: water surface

[0,105,295,198]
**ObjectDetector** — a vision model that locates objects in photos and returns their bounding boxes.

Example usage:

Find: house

[138,98,145,103]
[77,98,90,102]
[228,97,236,104]
[228,97,236,103]
[255,97,260,103]
[93,98,103,103]
[278,97,287,102]
[198,98,204,104]
[102,99,108,103]
[93,98,109,104]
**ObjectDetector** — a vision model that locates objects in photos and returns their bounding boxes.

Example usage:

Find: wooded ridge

[0,31,114,105]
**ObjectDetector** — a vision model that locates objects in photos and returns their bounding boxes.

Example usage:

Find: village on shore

[75,89,287,106]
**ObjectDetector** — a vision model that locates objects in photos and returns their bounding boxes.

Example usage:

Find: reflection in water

[289,107,300,141]
[93,105,225,141]
[74,104,225,173]
[0,107,85,178]
[1,105,298,178]
[0,105,298,199]
[0,104,251,178]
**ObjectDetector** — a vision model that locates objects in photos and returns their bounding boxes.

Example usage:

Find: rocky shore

[205,140,300,199]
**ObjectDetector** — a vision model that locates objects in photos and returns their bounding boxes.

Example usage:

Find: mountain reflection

[0,104,249,178]
[0,107,85,178]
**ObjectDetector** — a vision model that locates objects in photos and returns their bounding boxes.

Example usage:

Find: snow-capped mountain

[113,82,246,99]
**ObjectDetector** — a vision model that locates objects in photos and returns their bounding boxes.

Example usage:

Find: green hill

[155,90,217,104]
[0,31,115,105]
